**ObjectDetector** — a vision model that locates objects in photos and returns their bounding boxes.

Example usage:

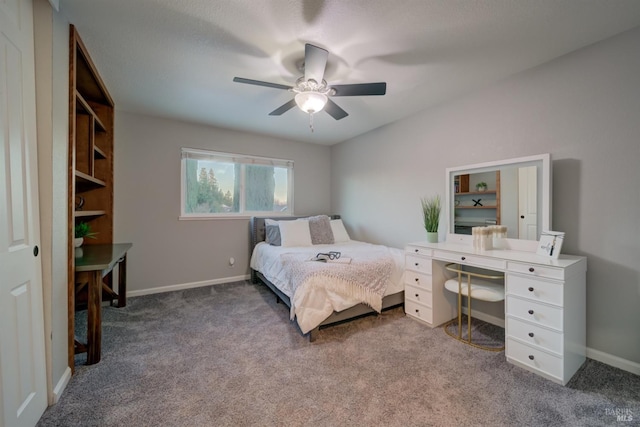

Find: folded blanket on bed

[281,250,393,331]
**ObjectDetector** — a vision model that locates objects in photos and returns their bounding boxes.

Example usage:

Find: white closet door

[0,0,48,426]
[518,166,538,240]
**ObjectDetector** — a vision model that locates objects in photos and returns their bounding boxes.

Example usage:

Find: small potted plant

[421,195,441,243]
[475,182,488,192]
[74,222,97,247]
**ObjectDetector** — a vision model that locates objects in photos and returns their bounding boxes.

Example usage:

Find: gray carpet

[38,281,639,426]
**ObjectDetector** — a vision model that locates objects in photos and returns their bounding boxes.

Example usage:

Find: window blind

[181,148,293,168]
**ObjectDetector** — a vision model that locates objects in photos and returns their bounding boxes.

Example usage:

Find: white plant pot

[426,232,439,243]
[74,237,83,247]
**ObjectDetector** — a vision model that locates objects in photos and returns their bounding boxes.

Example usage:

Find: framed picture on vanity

[536,231,565,259]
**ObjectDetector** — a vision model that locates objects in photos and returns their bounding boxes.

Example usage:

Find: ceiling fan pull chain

[309,111,315,132]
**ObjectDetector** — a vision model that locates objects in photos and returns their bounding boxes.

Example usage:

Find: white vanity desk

[404,240,587,385]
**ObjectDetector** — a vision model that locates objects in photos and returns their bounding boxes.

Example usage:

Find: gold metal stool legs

[443,264,505,352]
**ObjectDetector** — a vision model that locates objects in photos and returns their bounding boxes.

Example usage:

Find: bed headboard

[249,215,340,282]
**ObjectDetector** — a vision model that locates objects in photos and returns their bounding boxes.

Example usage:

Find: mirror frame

[445,153,551,251]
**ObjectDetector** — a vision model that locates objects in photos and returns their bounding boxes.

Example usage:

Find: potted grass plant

[421,195,441,243]
[74,221,98,247]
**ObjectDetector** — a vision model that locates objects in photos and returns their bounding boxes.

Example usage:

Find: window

[180,148,293,218]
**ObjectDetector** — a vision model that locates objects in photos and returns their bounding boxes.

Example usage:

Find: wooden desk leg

[118,254,127,308]
[86,270,102,365]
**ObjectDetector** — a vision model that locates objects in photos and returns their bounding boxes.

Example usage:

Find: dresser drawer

[507,316,563,355]
[507,261,564,280]
[404,271,432,291]
[507,338,563,381]
[406,245,433,257]
[405,283,433,307]
[506,274,563,306]
[506,296,563,331]
[433,250,506,271]
[405,299,433,324]
[405,254,432,274]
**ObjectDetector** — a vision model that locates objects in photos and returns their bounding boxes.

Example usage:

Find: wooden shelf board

[74,210,106,219]
[455,206,497,209]
[75,170,106,192]
[74,34,115,106]
[94,146,107,159]
[455,191,497,196]
[75,90,107,132]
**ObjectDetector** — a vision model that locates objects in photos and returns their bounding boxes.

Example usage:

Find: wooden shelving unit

[455,190,498,209]
[68,25,115,370]
[454,171,501,225]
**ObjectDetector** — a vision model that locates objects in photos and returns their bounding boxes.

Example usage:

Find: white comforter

[250,241,405,333]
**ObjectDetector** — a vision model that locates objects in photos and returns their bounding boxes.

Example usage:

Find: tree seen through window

[184,158,288,214]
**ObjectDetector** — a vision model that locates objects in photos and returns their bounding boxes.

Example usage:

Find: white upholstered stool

[443,263,505,351]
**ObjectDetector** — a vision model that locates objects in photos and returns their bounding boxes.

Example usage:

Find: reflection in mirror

[446,154,551,242]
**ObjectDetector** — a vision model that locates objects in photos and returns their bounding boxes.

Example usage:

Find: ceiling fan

[233,43,386,131]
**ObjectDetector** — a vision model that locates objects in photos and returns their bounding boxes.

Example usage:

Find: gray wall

[113,112,332,292]
[34,0,70,402]
[331,27,640,365]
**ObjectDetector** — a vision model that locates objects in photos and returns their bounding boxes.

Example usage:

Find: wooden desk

[75,243,132,364]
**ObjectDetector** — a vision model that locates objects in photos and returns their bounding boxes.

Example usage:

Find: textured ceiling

[59,0,640,145]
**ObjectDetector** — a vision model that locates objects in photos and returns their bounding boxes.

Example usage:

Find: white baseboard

[464,309,639,376]
[586,347,640,376]
[51,366,71,404]
[126,274,251,298]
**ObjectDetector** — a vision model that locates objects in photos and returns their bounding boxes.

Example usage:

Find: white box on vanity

[405,153,588,385]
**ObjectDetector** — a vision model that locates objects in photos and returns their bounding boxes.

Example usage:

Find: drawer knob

[528,332,534,338]
[414,278,419,282]
[415,293,419,298]
[415,249,419,253]
[528,310,534,315]
[528,355,535,360]
[415,309,419,313]
[461,256,466,261]
[529,267,535,272]
[415,262,419,267]
[528,287,534,292]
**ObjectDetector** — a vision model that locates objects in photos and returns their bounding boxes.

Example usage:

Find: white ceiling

[59,0,640,145]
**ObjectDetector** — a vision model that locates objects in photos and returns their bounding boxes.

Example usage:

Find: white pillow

[279,220,313,247]
[330,219,351,243]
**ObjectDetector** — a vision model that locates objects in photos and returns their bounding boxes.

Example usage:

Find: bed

[250,215,405,341]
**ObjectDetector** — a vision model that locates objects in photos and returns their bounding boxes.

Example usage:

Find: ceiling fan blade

[233,77,292,90]
[269,99,297,116]
[324,99,348,120]
[330,82,387,96]
[304,44,328,83]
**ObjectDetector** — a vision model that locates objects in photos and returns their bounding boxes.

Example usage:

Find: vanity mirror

[445,153,551,244]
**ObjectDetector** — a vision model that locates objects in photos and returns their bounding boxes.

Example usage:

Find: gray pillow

[265,224,281,246]
[308,215,334,245]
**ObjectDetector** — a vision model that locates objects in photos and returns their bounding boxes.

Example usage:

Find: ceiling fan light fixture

[233,44,386,130]
[294,91,328,114]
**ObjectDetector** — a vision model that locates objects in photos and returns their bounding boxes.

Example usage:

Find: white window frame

[180,148,294,219]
